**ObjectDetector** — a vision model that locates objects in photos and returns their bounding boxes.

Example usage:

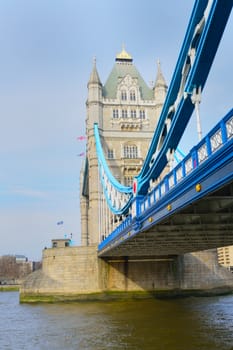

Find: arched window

[139,110,146,119]
[130,110,137,119]
[130,90,136,101]
[113,109,119,119]
[122,109,128,119]
[123,145,138,159]
[107,149,114,159]
[121,90,127,101]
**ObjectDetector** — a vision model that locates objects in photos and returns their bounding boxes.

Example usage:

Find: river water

[0,292,233,350]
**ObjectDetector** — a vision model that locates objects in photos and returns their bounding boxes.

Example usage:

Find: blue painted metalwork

[136,0,233,195]
[98,108,233,253]
[137,0,209,180]
[174,148,186,164]
[94,123,133,214]
[94,0,232,217]
[94,123,131,194]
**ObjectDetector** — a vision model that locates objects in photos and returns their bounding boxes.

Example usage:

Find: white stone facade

[80,49,167,245]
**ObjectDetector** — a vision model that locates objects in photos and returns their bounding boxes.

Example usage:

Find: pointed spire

[88,56,102,86]
[154,60,167,102]
[154,60,167,89]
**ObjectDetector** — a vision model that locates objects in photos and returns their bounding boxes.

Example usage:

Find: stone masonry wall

[20,245,101,297]
[179,250,233,292]
[20,247,233,301]
[100,257,180,292]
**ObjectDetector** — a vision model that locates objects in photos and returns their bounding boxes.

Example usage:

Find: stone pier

[20,246,233,302]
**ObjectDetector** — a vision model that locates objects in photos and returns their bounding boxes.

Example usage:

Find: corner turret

[87,57,103,128]
[88,57,102,87]
[154,60,167,103]
[87,57,103,102]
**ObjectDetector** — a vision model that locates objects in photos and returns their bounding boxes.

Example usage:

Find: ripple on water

[0,292,233,350]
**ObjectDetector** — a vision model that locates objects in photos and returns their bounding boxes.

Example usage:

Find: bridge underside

[99,182,233,257]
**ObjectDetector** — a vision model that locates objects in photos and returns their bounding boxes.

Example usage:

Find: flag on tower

[76,135,87,141]
[57,221,64,225]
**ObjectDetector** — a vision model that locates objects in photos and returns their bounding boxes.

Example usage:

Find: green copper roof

[103,61,154,100]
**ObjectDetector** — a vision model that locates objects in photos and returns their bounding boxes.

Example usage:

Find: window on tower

[121,90,127,101]
[122,109,128,119]
[139,110,146,119]
[130,110,137,119]
[123,145,138,159]
[113,109,119,119]
[107,149,114,159]
[130,90,136,101]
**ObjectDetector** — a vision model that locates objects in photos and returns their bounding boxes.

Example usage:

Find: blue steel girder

[94,0,232,215]
[135,0,233,195]
[98,109,233,256]
[138,0,209,180]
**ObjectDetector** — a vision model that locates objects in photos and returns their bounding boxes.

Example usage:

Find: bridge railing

[136,109,233,218]
[98,214,132,249]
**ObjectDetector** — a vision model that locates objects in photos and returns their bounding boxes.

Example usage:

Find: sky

[0,1,232,261]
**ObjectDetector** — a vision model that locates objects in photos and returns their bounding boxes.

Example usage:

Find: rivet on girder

[167,204,172,211]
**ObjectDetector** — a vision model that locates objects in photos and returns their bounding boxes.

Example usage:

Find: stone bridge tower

[80,48,167,246]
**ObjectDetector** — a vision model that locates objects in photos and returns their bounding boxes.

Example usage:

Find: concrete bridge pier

[20,246,233,302]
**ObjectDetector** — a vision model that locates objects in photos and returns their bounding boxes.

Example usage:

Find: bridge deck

[99,182,233,257]
[98,110,233,257]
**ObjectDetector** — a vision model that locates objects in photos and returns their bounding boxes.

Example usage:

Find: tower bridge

[20,0,233,302]
[85,0,233,258]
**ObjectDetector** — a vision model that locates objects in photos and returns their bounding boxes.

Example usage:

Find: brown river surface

[0,291,233,349]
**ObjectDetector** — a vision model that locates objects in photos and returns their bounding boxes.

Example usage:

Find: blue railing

[98,215,132,250]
